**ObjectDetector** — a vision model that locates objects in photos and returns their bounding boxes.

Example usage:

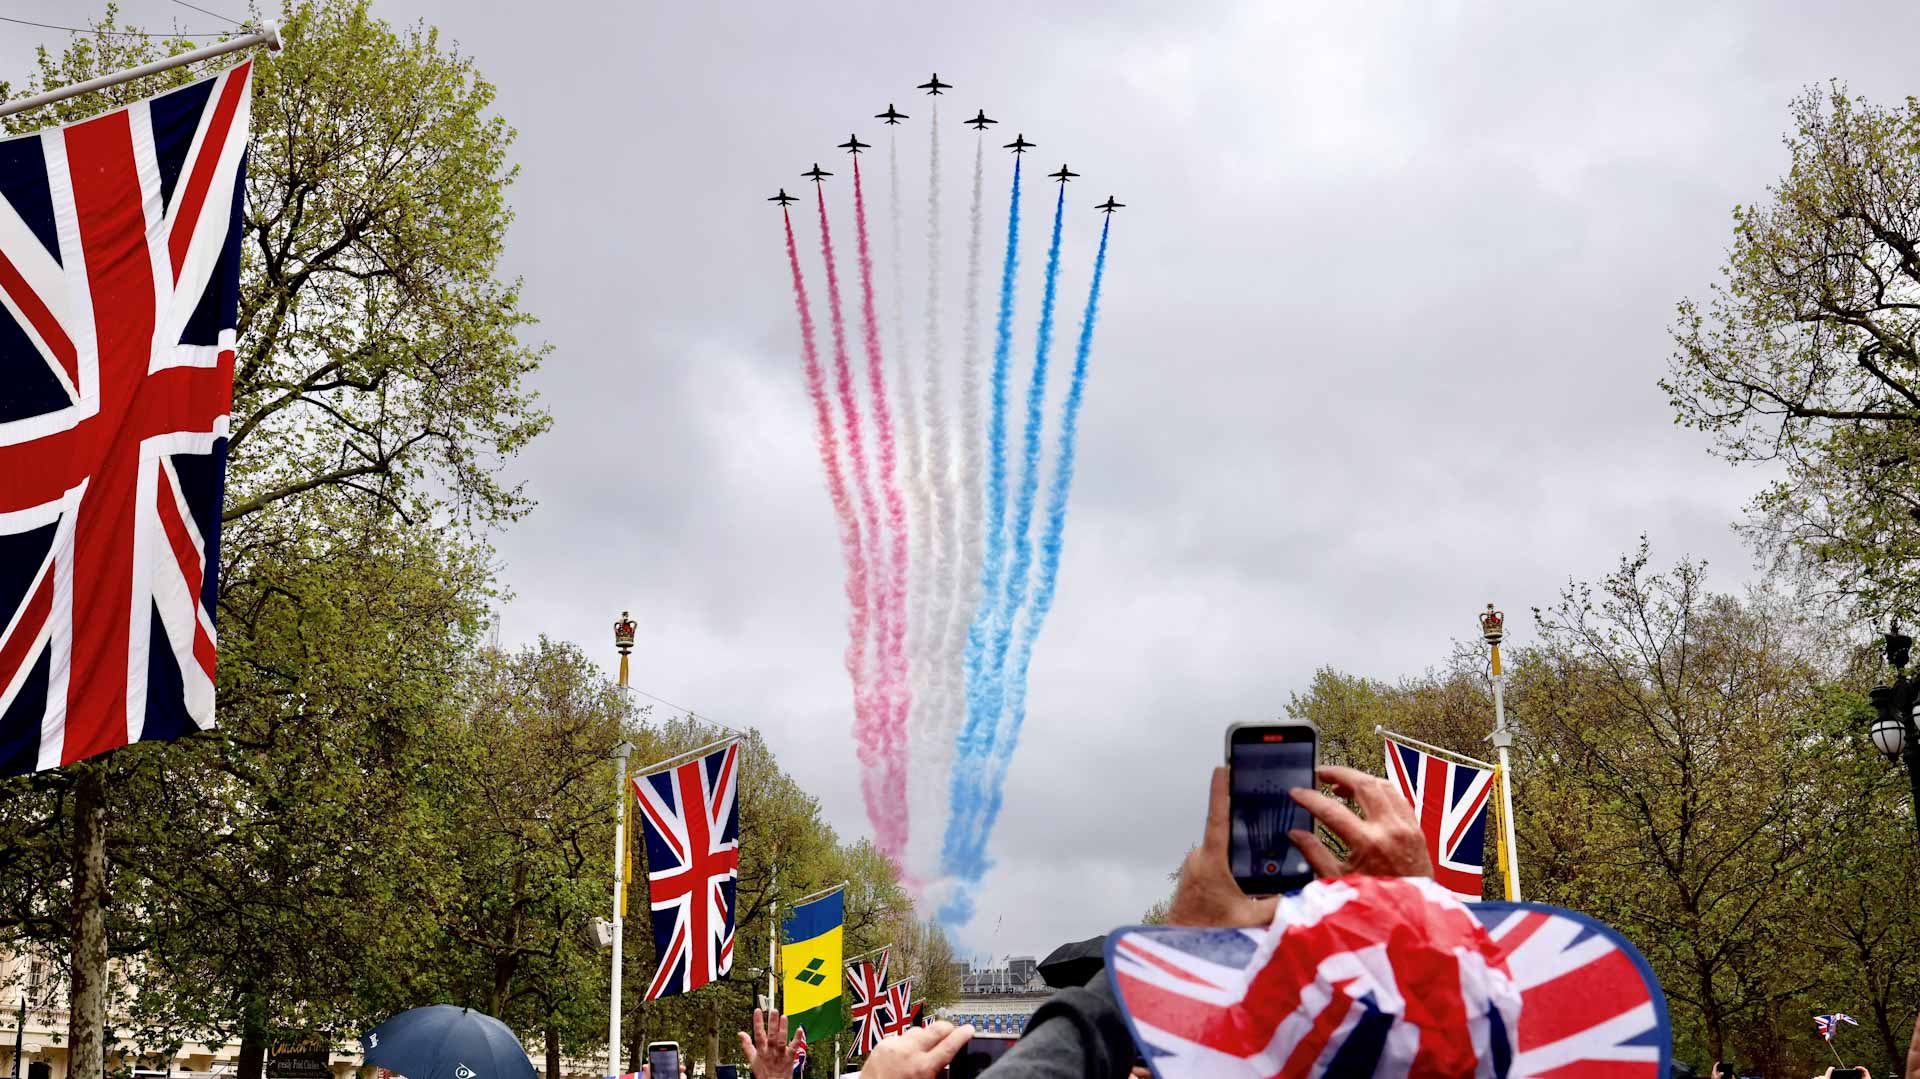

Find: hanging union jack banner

[636,739,741,999]
[1384,735,1495,902]
[847,950,893,1054]
[0,62,252,777]
[882,979,917,1039]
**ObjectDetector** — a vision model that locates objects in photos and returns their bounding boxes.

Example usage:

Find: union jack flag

[882,979,916,1039]
[0,63,251,777]
[1384,737,1495,901]
[846,951,892,1054]
[635,740,740,999]
[1815,1013,1857,1041]
[1107,877,1669,1079]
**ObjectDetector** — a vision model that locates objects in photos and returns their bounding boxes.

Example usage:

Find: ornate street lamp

[1867,623,1920,835]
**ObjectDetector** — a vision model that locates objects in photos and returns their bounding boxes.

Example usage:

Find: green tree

[0,3,547,1076]
[1513,548,1832,1071]
[432,640,627,1078]
[1664,84,1920,618]
[119,514,492,1079]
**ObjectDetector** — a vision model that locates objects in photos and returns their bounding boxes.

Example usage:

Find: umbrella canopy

[360,1005,537,1079]
[1037,934,1107,989]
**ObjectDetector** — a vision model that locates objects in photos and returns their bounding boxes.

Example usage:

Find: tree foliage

[1665,84,1920,618]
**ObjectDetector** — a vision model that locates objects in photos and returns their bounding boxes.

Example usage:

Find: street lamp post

[1479,604,1523,902]
[1867,624,1920,837]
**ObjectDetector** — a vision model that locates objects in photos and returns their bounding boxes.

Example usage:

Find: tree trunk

[66,764,109,1079]
[705,999,718,1078]
[234,990,269,1079]
[544,1026,560,1079]
[626,1022,643,1074]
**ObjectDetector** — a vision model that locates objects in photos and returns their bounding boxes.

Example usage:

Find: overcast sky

[12,0,1920,963]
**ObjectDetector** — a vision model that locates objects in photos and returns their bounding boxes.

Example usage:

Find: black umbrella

[1038,935,1107,989]
[360,1005,538,1079]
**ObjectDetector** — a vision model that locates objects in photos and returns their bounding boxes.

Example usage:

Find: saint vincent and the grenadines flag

[782,886,847,1043]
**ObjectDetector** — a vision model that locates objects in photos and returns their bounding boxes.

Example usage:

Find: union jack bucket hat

[1106,876,1670,1079]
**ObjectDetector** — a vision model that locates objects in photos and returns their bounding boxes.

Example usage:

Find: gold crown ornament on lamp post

[613,611,636,687]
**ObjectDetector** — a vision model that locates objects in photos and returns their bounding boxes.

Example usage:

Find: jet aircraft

[839,134,870,154]
[1049,164,1079,183]
[1096,196,1124,214]
[803,164,833,182]
[876,104,907,124]
[768,189,798,206]
[918,73,951,94]
[965,109,997,130]
[1003,133,1033,154]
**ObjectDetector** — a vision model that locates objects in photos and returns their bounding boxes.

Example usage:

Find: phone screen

[947,1035,1016,1079]
[1228,725,1316,894]
[648,1048,679,1079]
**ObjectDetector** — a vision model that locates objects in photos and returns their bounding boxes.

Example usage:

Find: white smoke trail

[888,129,933,874]
[920,132,989,882]
[909,100,951,881]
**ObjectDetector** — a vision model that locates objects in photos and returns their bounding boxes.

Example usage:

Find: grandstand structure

[935,957,1050,1035]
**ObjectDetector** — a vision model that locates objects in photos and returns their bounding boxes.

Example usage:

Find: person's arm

[993,972,1137,1079]
[1908,1010,1919,1079]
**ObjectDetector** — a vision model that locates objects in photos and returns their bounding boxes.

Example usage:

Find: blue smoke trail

[969,216,1111,858]
[951,183,1066,876]
[943,157,1022,915]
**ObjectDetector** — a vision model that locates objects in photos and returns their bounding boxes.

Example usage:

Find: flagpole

[0,23,281,119]
[609,739,633,1075]
[609,613,638,1078]
[1480,605,1523,903]
[767,858,779,1009]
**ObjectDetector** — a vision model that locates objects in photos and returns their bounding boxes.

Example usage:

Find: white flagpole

[608,739,634,1077]
[1480,605,1523,902]
[767,860,778,1008]
[0,23,281,119]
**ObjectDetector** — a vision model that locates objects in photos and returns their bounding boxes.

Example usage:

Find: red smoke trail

[852,156,913,860]
[783,208,871,781]
[816,186,892,838]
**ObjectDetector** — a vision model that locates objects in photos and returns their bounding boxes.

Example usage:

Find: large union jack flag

[636,739,740,999]
[1107,877,1670,1079]
[847,950,892,1054]
[0,63,251,777]
[1384,737,1495,901]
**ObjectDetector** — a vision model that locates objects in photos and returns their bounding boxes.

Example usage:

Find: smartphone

[946,1034,1016,1079]
[1226,721,1318,895]
[647,1041,681,1079]
[1830,1071,1862,1079]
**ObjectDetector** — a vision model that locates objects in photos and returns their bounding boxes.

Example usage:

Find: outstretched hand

[737,1008,802,1079]
[1288,765,1433,880]
[862,1021,975,1079]
[1166,768,1281,927]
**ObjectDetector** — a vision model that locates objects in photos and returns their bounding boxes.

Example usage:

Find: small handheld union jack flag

[1107,875,1671,1079]
[1384,736,1496,901]
[635,740,741,999]
[1815,1013,1857,1041]
[0,63,252,776]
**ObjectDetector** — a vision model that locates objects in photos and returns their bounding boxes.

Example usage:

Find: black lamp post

[1867,624,1920,836]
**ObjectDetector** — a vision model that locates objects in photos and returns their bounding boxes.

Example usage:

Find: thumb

[737,1032,755,1060]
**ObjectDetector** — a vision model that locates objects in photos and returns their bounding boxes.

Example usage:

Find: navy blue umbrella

[360,1005,538,1079]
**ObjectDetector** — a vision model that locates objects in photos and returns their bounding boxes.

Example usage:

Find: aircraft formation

[768,74,1122,217]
